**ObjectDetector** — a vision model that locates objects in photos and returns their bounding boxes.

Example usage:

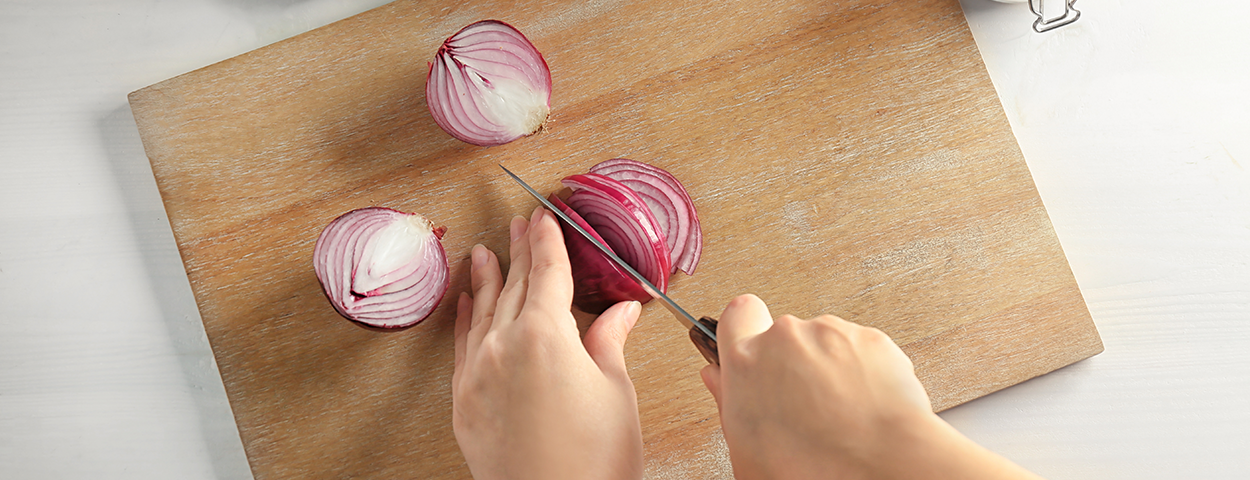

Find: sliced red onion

[312,207,449,329]
[426,20,551,147]
[549,194,651,313]
[589,158,703,274]
[562,173,672,298]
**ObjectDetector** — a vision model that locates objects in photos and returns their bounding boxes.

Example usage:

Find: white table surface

[2,1,1247,478]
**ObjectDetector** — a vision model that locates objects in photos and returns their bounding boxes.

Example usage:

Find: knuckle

[763,314,805,344]
[472,311,495,328]
[529,256,569,278]
[814,314,843,324]
[857,326,893,345]
[471,270,498,292]
[600,321,627,346]
[776,314,802,324]
[498,277,527,299]
[771,314,801,332]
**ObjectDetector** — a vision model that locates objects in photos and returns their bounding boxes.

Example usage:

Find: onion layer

[313,207,449,329]
[562,173,672,296]
[554,160,702,313]
[426,20,551,147]
[590,158,702,274]
[549,194,651,313]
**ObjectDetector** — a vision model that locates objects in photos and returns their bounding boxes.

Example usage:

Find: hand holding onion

[452,208,645,480]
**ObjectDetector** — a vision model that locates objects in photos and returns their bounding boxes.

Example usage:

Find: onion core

[313,207,449,329]
[426,20,551,147]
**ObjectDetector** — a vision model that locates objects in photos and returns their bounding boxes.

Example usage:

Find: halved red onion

[312,207,449,329]
[549,194,651,313]
[426,20,551,147]
[589,159,703,274]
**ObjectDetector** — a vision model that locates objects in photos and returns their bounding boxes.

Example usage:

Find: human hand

[452,207,644,480]
[700,295,1043,480]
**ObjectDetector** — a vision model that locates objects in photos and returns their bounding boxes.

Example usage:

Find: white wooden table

[2,1,1246,478]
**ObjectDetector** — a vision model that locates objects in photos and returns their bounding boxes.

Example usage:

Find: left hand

[451,207,644,480]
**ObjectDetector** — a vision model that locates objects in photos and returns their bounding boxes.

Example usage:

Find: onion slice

[589,158,703,274]
[561,173,671,298]
[549,194,651,313]
[426,20,551,147]
[312,207,449,329]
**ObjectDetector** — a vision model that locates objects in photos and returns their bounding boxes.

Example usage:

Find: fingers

[452,291,471,398]
[523,208,574,318]
[718,294,774,349]
[495,213,534,322]
[468,244,503,346]
[583,300,641,376]
[700,364,722,407]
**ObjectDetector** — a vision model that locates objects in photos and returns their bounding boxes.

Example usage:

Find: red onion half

[553,160,702,313]
[426,20,551,147]
[313,207,449,329]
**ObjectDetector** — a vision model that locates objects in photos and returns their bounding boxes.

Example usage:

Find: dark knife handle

[688,317,720,365]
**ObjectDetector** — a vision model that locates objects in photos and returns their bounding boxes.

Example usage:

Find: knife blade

[500,164,720,364]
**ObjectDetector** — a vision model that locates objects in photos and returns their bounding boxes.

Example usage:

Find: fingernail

[509,215,528,242]
[531,206,545,224]
[471,244,488,270]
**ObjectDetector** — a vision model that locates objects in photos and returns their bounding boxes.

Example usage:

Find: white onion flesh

[426,20,551,147]
[313,207,449,329]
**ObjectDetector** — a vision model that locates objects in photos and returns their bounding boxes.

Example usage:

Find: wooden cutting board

[129,0,1102,477]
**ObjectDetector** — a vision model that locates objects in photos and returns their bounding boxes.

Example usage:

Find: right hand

[700,294,1044,480]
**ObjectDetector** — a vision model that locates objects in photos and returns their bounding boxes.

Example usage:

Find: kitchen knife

[501,165,720,365]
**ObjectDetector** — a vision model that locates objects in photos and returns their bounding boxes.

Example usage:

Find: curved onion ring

[549,194,652,313]
[590,158,703,274]
[561,173,671,306]
[312,207,449,329]
[426,20,551,146]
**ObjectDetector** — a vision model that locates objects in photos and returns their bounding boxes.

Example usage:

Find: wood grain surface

[128,0,1102,477]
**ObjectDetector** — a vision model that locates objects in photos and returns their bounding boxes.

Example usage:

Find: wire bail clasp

[1030,0,1081,33]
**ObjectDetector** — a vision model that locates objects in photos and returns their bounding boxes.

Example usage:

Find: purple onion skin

[549,194,651,314]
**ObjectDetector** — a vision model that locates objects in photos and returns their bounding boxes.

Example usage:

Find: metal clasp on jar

[1029,0,1081,32]
[990,0,1081,33]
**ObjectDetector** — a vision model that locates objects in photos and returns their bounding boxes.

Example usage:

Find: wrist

[858,411,961,480]
[876,413,1044,480]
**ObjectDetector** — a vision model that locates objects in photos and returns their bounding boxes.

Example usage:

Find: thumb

[583,300,642,376]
